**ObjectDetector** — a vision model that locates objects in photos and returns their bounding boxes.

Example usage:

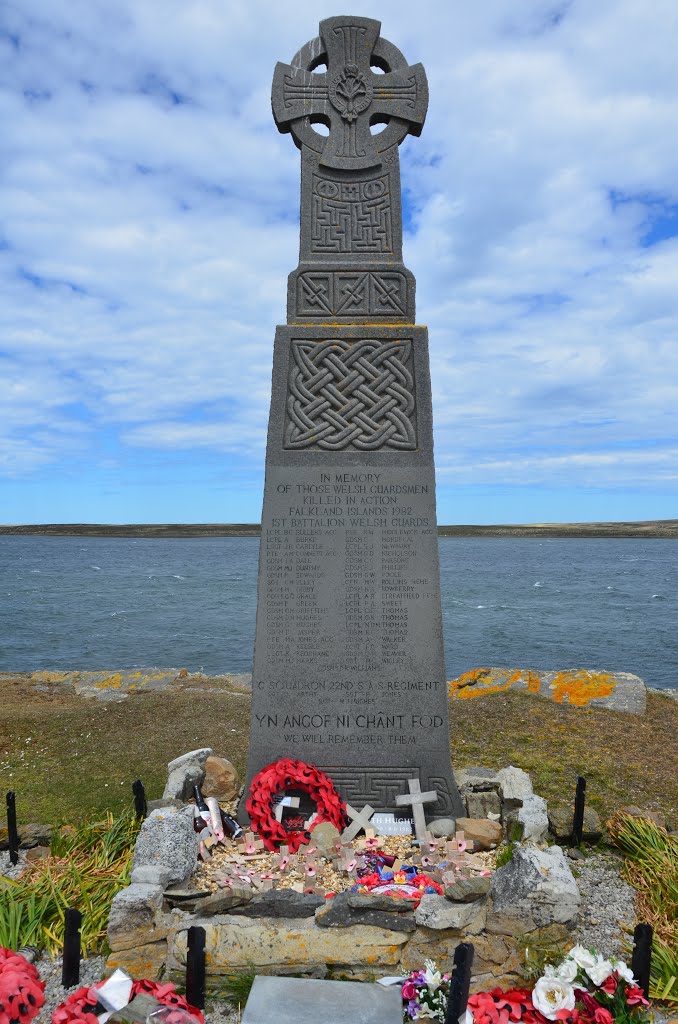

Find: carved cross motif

[272,16,428,170]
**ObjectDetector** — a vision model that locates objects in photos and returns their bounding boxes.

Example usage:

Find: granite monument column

[240,16,464,822]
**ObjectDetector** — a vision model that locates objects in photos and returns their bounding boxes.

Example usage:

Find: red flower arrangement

[468,987,550,1024]
[245,758,346,853]
[52,978,204,1024]
[0,948,45,1024]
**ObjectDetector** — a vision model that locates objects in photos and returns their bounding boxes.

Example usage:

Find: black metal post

[6,791,19,867]
[186,925,206,1010]
[572,776,586,846]
[61,908,82,987]
[132,779,147,819]
[631,922,653,1001]
[446,942,474,1024]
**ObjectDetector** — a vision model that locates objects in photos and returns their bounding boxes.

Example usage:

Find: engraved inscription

[284,338,416,451]
[296,271,408,317]
[312,174,392,252]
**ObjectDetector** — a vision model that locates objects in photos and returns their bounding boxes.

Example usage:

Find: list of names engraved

[252,465,447,756]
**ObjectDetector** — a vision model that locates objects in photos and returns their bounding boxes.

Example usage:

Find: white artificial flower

[586,957,614,987]
[532,977,576,1021]
[568,945,598,973]
[556,959,579,983]
[424,959,443,993]
[611,959,636,984]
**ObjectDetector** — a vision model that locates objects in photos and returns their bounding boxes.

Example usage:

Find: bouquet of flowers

[404,948,650,1024]
[402,960,451,1021]
[0,947,45,1024]
[465,947,650,1024]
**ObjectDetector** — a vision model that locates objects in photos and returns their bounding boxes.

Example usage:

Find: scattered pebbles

[572,851,637,958]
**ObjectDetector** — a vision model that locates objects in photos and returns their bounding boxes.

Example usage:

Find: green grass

[0,809,139,954]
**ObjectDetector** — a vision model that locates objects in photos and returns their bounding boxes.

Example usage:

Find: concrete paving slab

[241,976,402,1024]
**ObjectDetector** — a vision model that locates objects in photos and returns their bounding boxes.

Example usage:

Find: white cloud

[1,0,677,516]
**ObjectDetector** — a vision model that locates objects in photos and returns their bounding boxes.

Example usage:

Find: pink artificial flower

[593,1008,613,1024]
[600,975,617,995]
[402,980,417,1001]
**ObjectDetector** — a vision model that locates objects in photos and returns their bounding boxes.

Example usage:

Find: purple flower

[407,999,422,1018]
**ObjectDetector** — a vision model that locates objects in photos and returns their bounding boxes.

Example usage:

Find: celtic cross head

[272,16,428,171]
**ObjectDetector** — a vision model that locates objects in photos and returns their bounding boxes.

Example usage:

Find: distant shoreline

[1,520,677,538]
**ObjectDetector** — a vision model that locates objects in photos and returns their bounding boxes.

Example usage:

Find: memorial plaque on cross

[239,16,464,824]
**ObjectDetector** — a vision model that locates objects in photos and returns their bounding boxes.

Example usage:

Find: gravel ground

[0,849,29,879]
[572,850,637,958]
[7,849,639,1023]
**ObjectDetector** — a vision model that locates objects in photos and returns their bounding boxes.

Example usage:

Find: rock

[168,914,409,975]
[490,844,580,930]
[497,767,533,815]
[549,805,603,843]
[109,993,163,1023]
[163,885,211,902]
[0,823,53,850]
[132,807,198,885]
[202,755,239,803]
[233,889,323,919]
[617,806,666,829]
[456,817,503,850]
[444,876,491,902]
[517,794,549,843]
[108,883,167,950]
[24,845,50,863]
[105,940,168,980]
[178,888,253,915]
[147,798,184,814]
[567,848,586,861]
[315,891,417,932]
[130,865,174,887]
[310,822,341,854]
[467,790,502,819]
[455,767,501,793]
[414,894,486,932]
[428,818,456,838]
[163,747,213,801]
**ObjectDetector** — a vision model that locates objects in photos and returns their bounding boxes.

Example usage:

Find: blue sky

[1,0,677,525]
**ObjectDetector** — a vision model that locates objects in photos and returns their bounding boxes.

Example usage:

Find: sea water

[0,536,676,690]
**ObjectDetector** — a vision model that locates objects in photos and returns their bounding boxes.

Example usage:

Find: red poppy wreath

[52,978,204,1024]
[0,947,45,1024]
[245,757,346,853]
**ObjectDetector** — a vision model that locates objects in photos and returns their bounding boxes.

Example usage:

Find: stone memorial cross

[240,15,465,824]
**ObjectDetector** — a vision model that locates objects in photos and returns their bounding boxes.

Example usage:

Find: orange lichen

[548,670,617,705]
[449,668,550,699]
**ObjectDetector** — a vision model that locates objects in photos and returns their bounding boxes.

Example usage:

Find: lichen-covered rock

[548,805,603,843]
[202,755,239,803]
[108,883,167,950]
[490,844,580,930]
[414,894,486,932]
[176,888,253,915]
[132,807,198,885]
[105,940,168,980]
[167,914,409,974]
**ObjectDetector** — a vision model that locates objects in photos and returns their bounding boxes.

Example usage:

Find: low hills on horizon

[1,520,677,538]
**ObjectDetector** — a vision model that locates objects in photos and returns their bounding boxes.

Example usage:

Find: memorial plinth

[240,16,464,822]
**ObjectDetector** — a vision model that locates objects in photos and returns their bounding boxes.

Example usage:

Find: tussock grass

[608,812,678,1005]
[0,809,139,954]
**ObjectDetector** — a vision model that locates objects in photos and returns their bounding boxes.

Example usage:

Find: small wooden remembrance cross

[395,778,438,840]
[341,803,376,843]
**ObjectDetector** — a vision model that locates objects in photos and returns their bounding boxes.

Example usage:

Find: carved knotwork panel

[284,337,417,451]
